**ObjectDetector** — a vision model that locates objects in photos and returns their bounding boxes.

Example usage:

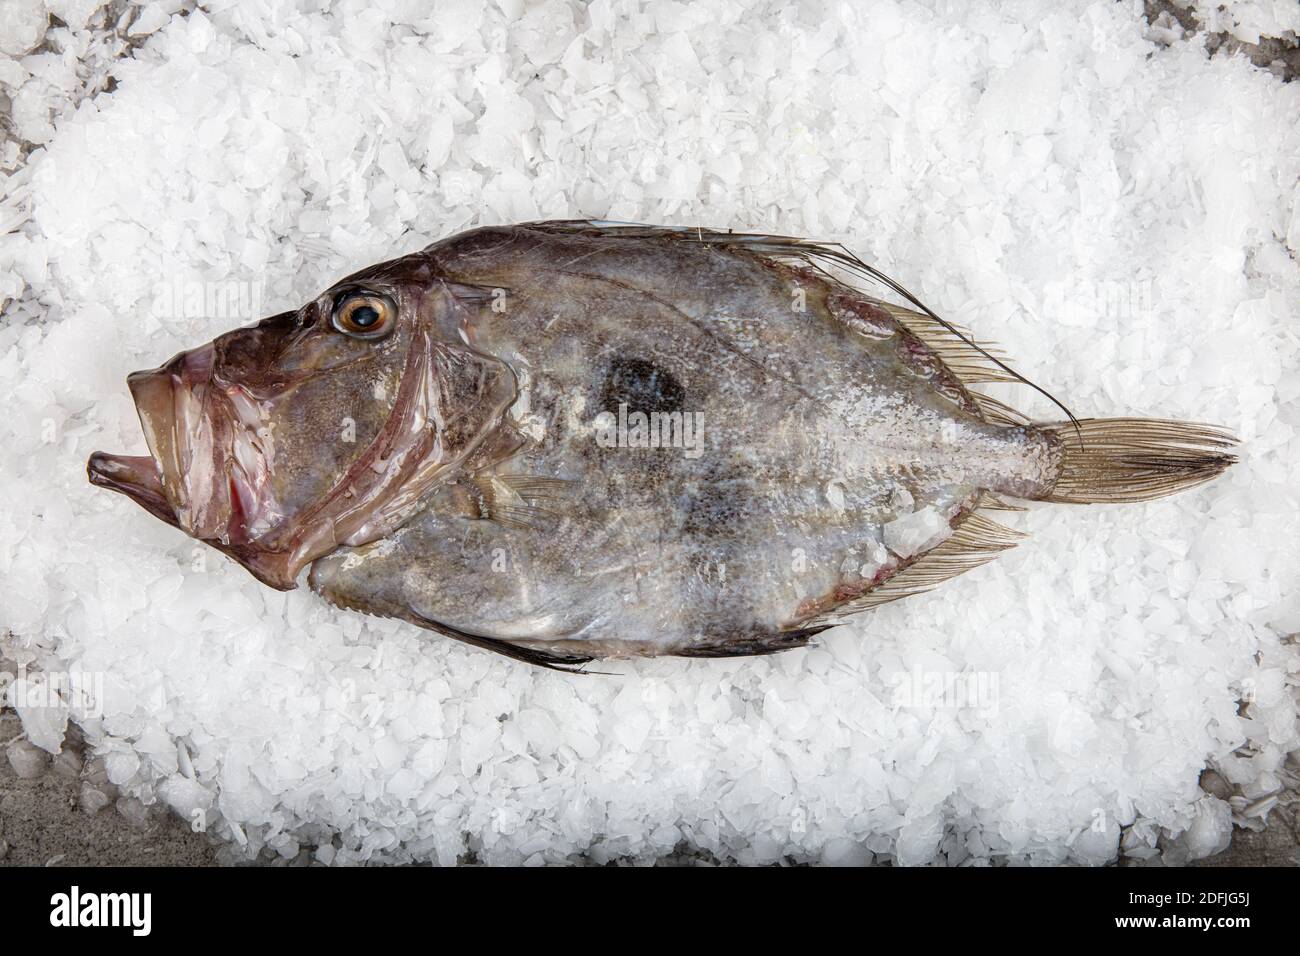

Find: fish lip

[86,452,180,529]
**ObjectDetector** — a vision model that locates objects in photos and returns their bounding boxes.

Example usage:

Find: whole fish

[88,222,1237,669]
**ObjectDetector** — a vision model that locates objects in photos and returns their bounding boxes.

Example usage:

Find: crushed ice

[0,0,1297,865]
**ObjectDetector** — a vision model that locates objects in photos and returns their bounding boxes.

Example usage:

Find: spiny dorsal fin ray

[968,391,1031,427]
[869,301,1014,377]
[725,236,1075,427]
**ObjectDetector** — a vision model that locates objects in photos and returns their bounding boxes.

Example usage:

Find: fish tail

[1038,418,1238,504]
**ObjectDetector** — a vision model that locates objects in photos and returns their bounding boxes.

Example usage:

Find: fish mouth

[87,346,298,590]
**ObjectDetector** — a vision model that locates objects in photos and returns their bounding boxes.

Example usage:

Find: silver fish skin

[89,221,1237,668]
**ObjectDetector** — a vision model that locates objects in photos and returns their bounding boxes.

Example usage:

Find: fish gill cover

[0,0,1297,865]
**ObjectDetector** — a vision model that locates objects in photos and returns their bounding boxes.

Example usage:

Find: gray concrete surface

[1193,817,1298,867]
[1144,0,1299,81]
[0,712,217,867]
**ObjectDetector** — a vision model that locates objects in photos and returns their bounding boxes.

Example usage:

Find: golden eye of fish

[333,292,395,339]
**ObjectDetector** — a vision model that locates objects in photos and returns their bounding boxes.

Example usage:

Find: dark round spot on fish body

[600,356,685,415]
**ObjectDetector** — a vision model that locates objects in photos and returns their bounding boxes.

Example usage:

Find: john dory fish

[89,222,1237,669]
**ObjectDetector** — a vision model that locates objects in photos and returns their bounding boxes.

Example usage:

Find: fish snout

[209,310,298,382]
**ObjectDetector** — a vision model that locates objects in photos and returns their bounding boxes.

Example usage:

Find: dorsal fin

[518,220,1063,432]
[856,297,1044,430]
[867,300,1018,385]
[517,220,1078,430]
[968,391,1031,427]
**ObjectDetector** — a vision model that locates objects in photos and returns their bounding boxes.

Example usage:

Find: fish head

[88,253,517,590]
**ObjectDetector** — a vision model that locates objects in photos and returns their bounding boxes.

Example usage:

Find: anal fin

[803,505,1026,627]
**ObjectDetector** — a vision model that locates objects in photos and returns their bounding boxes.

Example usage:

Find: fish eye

[332,291,396,340]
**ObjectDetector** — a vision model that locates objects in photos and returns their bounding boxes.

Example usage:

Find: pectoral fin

[462,473,576,531]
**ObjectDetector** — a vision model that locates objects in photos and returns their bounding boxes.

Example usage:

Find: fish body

[89,222,1237,668]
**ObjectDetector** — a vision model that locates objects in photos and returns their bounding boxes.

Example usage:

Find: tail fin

[1040,418,1238,504]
